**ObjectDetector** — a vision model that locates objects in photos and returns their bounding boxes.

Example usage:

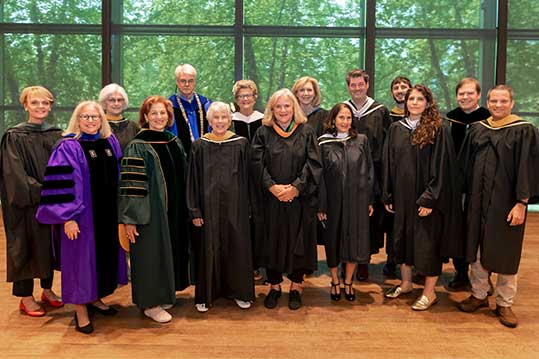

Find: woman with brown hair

[317,103,374,302]
[119,96,190,323]
[382,85,461,310]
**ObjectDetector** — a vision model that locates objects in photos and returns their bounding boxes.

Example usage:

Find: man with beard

[445,78,491,291]
[344,69,391,281]
[388,76,412,123]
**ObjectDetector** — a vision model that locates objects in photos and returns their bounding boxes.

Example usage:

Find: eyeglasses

[236,94,254,100]
[107,97,125,103]
[79,114,101,121]
[178,79,195,85]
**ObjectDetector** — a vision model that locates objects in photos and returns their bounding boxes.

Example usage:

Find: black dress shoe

[288,290,302,310]
[264,288,282,309]
[343,282,356,302]
[74,314,93,334]
[330,281,341,301]
[87,303,118,316]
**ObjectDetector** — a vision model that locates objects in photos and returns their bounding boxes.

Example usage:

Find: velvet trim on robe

[36,135,127,304]
[118,129,190,308]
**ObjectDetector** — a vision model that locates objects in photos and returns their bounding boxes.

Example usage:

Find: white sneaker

[160,304,173,310]
[234,298,252,309]
[144,306,172,323]
[195,303,209,313]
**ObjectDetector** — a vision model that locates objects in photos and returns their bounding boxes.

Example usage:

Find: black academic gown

[318,134,374,267]
[383,119,462,275]
[0,122,62,282]
[305,108,328,138]
[187,133,254,306]
[108,118,139,151]
[446,106,490,153]
[459,117,539,274]
[348,100,392,253]
[250,123,322,274]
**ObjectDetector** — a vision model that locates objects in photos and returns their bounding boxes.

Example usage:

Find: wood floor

[1,213,538,358]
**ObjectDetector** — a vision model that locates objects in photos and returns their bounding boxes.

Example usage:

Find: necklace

[176,93,204,142]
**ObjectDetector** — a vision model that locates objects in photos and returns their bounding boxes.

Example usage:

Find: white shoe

[195,303,209,313]
[234,298,251,309]
[144,306,172,323]
[160,304,173,310]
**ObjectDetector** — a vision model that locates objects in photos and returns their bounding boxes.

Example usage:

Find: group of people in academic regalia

[1,63,538,335]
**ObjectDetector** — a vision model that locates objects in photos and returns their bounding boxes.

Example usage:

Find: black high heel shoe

[344,282,356,302]
[330,281,341,301]
[87,302,118,316]
[74,313,93,334]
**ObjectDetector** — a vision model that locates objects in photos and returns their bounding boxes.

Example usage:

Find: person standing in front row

[317,103,374,303]
[344,69,392,281]
[445,77,491,292]
[187,102,254,313]
[119,96,190,323]
[0,86,63,318]
[383,85,462,311]
[457,85,539,328]
[37,101,128,334]
[251,89,322,310]
[168,63,212,155]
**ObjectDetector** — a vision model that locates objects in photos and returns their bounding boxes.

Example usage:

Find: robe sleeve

[186,141,203,220]
[36,139,86,224]
[416,126,454,210]
[382,126,394,205]
[291,127,322,196]
[515,125,539,203]
[250,127,276,189]
[364,138,375,204]
[0,131,42,208]
[118,142,151,225]
[318,144,328,213]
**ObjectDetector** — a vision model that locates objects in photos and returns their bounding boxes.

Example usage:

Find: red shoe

[19,300,46,317]
[41,292,64,308]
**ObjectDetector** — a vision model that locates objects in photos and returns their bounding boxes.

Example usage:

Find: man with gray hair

[168,63,212,155]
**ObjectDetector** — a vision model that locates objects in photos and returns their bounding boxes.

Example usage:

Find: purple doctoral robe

[36,135,127,304]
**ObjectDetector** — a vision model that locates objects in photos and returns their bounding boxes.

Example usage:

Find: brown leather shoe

[496,305,518,328]
[457,295,489,313]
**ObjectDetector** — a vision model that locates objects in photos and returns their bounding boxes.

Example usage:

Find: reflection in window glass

[508,0,539,29]
[374,38,481,112]
[121,35,234,108]
[2,0,101,24]
[507,41,539,113]
[247,37,362,109]
[3,34,102,107]
[245,0,364,27]
[376,0,486,29]
[122,0,234,25]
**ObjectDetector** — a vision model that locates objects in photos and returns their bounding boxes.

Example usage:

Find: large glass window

[2,0,101,24]
[375,38,481,112]
[508,0,539,29]
[121,35,234,108]
[122,0,234,25]
[245,0,365,27]
[247,37,362,108]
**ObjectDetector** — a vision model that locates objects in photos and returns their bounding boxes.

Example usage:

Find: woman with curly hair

[382,85,461,311]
